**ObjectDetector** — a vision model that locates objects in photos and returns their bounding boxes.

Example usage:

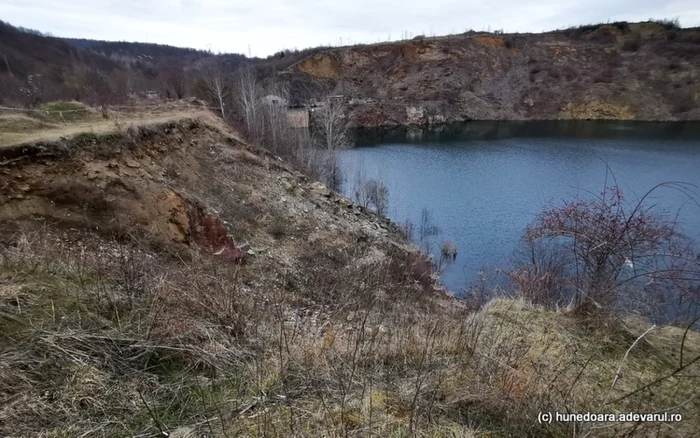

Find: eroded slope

[281,24,700,125]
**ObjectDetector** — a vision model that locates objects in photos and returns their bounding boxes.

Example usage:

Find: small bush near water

[506,183,700,326]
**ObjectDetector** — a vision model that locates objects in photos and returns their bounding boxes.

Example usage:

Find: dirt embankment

[281,24,700,126]
[0,116,436,287]
[2,121,240,261]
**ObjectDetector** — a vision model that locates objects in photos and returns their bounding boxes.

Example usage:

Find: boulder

[310,182,331,197]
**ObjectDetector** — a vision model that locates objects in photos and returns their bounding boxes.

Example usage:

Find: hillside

[7,19,699,125]
[0,20,125,105]
[0,106,699,436]
[61,38,253,72]
[61,38,215,61]
[276,22,700,125]
[0,21,122,78]
[0,20,252,107]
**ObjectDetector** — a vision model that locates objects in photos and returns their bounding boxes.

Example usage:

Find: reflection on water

[341,121,700,302]
[353,120,700,145]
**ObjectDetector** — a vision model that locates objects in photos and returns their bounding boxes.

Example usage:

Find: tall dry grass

[1,226,698,437]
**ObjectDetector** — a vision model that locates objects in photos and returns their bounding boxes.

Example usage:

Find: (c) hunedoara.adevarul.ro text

[538,412,683,424]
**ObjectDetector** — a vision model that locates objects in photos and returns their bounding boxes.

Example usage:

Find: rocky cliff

[280,22,700,126]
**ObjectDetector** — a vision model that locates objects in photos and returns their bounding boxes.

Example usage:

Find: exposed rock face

[0,117,440,287]
[0,120,247,262]
[405,106,425,125]
[189,206,243,262]
[298,53,339,78]
[280,25,700,126]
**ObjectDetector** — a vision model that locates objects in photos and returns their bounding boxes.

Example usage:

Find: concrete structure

[262,95,288,106]
[286,108,310,128]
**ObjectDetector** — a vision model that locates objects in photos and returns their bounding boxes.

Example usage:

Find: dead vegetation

[2,227,698,437]
[0,101,220,148]
[1,113,699,437]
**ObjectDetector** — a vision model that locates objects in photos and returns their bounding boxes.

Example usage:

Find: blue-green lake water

[340,121,700,294]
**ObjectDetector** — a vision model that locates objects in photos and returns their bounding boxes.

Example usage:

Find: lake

[340,121,700,294]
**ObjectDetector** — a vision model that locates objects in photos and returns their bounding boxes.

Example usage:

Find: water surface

[340,121,700,293]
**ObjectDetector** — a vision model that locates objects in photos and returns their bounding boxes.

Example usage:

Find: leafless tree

[367,179,389,216]
[108,70,129,104]
[261,82,290,153]
[313,96,350,191]
[80,68,117,107]
[162,62,187,99]
[314,96,350,151]
[19,73,46,108]
[1,52,13,77]
[353,166,371,209]
[353,167,389,215]
[199,61,231,118]
[236,67,262,136]
[418,207,440,251]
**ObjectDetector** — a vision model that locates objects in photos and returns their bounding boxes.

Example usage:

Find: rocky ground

[277,22,700,126]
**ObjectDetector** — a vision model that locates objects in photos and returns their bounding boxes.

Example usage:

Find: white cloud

[2,0,698,56]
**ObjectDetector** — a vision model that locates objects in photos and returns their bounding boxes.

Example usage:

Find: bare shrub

[593,69,615,83]
[80,67,124,106]
[435,240,458,274]
[651,17,681,31]
[363,179,389,216]
[418,207,440,253]
[398,218,415,240]
[517,183,698,318]
[161,61,187,99]
[509,237,570,307]
[622,32,642,52]
[440,240,458,260]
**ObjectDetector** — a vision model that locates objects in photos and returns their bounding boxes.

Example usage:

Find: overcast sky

[3,0,699,57]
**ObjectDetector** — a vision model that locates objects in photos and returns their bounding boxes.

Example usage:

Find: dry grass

[0,102,223,148]
[0,114,57,132]
[1,227,698,437]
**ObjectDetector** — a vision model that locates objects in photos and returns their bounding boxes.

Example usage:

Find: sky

[3,0,700,57]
